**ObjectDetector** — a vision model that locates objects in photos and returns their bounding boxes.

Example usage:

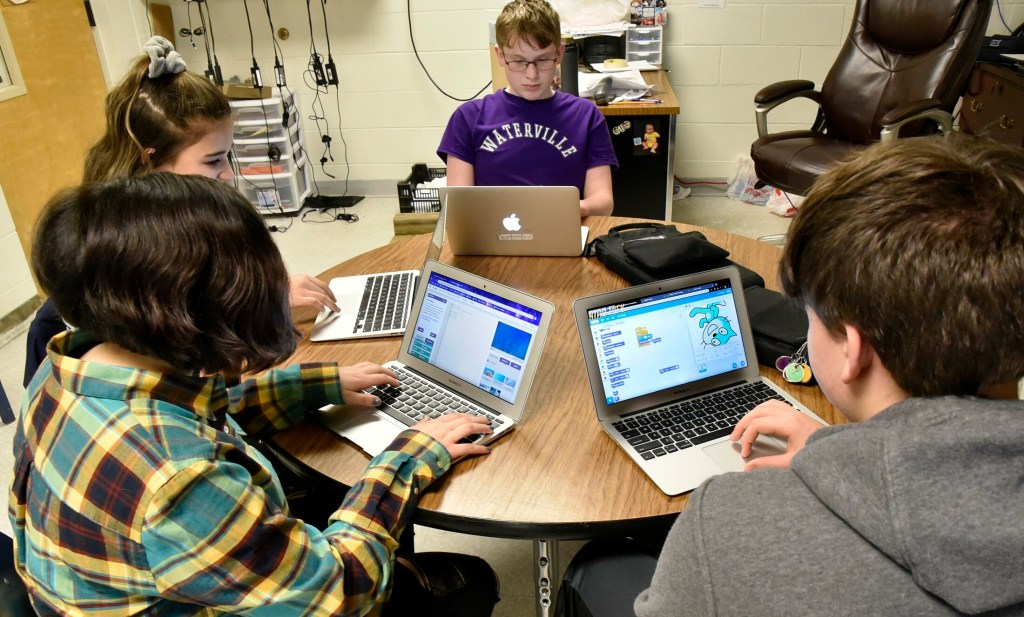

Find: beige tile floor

[0,187,791,615]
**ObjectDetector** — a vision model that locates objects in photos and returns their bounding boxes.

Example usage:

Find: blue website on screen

[408,272,542,404]
[586,279,747,405]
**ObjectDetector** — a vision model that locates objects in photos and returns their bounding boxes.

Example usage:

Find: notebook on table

[443,185,588,257]
[573,266,826,496]
[318,260,555,456]
[309,205,446,342]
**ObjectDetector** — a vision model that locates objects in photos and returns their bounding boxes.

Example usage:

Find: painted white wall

[2,0,1021,323]
[89,0,156,88]
[87,0,1024,185]
[0,183,34,319]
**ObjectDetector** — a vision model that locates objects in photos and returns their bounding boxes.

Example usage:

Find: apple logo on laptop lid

[503,213,522,232]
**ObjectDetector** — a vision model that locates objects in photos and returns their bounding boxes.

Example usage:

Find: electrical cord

[188,2,214,78]
[241,0,263,89]
[995,0,1013,32]
[301,0,337,184]
[235,0,293,231]
[406,0,491,101]
[318,0,339,85]
[194,1,221,84]
[261,0,289,68]
[304,0,328,86]
[180,3,203,50]
[301,208,358,224]
[331,86,353,199]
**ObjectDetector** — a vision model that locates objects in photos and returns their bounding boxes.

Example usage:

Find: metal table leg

[534,539,560,617]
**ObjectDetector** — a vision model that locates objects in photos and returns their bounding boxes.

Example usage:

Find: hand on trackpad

[702,437,786,473]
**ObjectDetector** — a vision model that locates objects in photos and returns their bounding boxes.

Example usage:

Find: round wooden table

[276,216,843,540]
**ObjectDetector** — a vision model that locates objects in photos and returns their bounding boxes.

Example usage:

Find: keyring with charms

[776,342,813,384]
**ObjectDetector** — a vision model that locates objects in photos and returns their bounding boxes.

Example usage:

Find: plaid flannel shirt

[10,330,450,616]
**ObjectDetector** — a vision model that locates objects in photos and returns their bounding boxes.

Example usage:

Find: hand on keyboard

[412,413,493,460]
[730,400,825,470]
[338,362,400,407]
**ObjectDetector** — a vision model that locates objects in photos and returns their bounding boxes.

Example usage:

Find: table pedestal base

[534,539,560,617]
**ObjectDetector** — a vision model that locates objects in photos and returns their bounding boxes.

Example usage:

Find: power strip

[304,195,365,209]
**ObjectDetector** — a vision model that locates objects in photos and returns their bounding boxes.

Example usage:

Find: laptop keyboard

[356,272,414,334]
[612,381,789,461]
[366,367,505,442]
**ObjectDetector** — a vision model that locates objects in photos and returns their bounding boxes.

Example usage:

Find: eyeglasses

[504,58,558,72]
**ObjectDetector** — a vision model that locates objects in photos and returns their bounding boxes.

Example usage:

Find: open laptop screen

[584,278,748,405]
[407,271,544,405]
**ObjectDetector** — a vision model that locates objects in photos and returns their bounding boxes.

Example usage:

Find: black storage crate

[397,163,446,213]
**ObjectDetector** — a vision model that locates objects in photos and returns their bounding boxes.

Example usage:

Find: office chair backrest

[821,0,992,143]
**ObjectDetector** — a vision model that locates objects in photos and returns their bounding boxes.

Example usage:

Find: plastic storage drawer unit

[236,157,312,214]
[229,92,310,214]
[626,26,663,66]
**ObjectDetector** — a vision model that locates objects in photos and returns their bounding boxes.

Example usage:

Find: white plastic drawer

[628,39,661,49]
[232,123,299,158]
[237,170,301,212]
[627,51,661,64]
[233,139,287,159]
[230,97,285,125]
[628,27,662,43]
[235,156,291,178]
[233,121,288,142]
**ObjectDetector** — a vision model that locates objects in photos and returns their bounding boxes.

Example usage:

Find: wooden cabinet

[961,63,1024,147]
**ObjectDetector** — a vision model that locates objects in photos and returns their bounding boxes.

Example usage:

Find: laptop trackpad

[321,407,404,457]
[702,436,786,473]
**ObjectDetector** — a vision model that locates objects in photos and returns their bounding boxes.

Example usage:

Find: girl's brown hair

[84,56,232,183]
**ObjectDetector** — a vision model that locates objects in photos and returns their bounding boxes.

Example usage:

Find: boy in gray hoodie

[561,135,1024,616]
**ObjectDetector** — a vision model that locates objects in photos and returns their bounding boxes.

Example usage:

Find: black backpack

[979,22,1024,65]
[584,222,765,289]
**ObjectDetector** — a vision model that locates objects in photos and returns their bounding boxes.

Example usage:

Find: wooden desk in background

[597,70,681,220]
[961,62,1024,147]
[278,217,841,616]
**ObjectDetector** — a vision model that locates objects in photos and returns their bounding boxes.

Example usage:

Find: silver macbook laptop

[319,260,555,456]
[310,206,446,342]
[444,185,588,256]
[573,266,826,496]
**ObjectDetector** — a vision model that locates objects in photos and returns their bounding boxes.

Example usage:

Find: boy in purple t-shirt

[437,0,618,217]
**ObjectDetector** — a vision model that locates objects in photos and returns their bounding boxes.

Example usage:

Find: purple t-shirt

[437,89,618,197]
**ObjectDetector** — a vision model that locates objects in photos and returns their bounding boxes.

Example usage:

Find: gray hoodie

[634,397,1024,616]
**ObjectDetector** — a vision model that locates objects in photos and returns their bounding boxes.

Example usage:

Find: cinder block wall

[89,0,1024,185]
[3,0,1022,327]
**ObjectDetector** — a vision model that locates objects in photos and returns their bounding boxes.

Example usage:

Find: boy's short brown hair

[781,135,1024,397]
[33,173,297,376]
[495,0,561,50]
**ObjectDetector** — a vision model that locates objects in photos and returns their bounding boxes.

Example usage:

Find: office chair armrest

[754,81,823,138]
[754,80,816,105]
[880,99,952,140]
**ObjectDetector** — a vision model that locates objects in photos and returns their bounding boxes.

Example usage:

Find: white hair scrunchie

[143,36,187,78]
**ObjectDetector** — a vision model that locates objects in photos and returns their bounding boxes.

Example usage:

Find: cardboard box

[221,83,273,100]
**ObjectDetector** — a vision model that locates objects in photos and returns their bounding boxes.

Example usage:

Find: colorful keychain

[776,342,814,384]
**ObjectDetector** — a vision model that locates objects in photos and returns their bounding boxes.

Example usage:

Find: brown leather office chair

[750,0,993,195]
